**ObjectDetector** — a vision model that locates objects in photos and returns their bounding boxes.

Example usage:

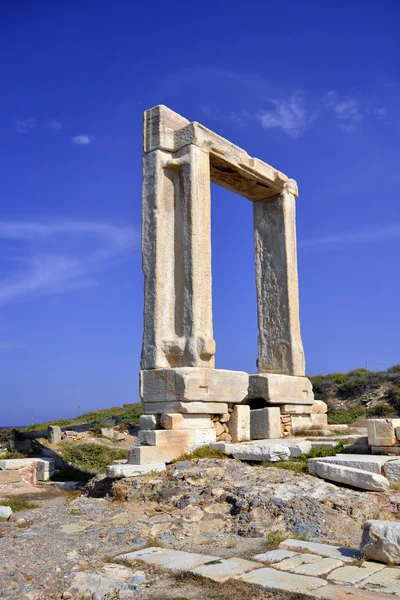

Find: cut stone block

[372,446,400,455]
[289,440,312,457]
[327,561,385,584]
[140,368,248,403]
[237,567,327,593]
[313,584,396,599]
[291,415,312,431]
[128,445,187,465]
[280,540,361,563]
[232,443,290,462]
[0,458,55,481]
[248,374,314,404]
[48,425,62,443]
[280,404,312,414]
[250,407,281,440]
[274,553,341,576]
[367,418,400,447]
[228,405,250,443]
[139,414,159,430]
[358,567,400,594]
[142,401,228,414]
[253,550,297,563]
[311,461,390,491]
[312,400,328,414]
[361,520,400,564]
[310,414,328,427]
[0,506,12,519]
[106,463,166,478]
[192,557,258,582]
[160,413,212,430]
[138,428,216,447]
[383,459,400,482]
[0,470,23,485]
[308,455,395,476]
[118,547,219,571]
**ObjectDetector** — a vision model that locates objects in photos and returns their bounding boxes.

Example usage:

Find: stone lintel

[248,374,314,404]
[143,105,297,201]
[140,368,248,404]
[138,428,216,447]
[142,401,229,415]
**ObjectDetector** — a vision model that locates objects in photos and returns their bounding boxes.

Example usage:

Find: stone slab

[0,458,55,481]
[274,553,342,576]
[367,418,400,447]
[248,374,314,404]
[358,567,400,594]
[312,584,396,599]
[327,561,385,584]
[312,400,328,414]
[140,368,248,404]
[280,404,313,414]
[291,415,313,430]
[280,540,361,563]
[250,407,281,440]
[139,414,159,430]
[106,463,166,478]
[128,445,187,465]
[237,567,327,593]
[310,414,328,427]
[142,401,229,414]
[232,443,291,462]
[308,455,395,476]
[372,446,400,455]
[118,547,219,571]
[311,461,390,491]
[192,557,258,582]
[160,413,212,430]
[138,428,216,447]
[253,550,297,563]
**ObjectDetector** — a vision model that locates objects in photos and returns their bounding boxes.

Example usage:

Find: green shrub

[347,368,370,377]
[367,403,394,417]
[173,445,227,462]
[388,365,400,374]
[59,442,128,474]
[263,442,345,475]
[0,497,39,512]
[327,406,365,424]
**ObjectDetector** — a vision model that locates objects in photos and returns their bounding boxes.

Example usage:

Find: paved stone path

[115,541,400,598]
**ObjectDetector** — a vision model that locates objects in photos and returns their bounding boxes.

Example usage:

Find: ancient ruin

[109,105,322,477]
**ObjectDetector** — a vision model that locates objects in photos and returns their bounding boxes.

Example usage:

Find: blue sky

[1,1,399,426]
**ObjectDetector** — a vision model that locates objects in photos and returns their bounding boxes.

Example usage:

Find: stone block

[291,415,313,431]
[310,414,328,427]
[106,463,166,478]
[289,440,312,457]
[248,374,314,404]
[313,584,395,599]
[383,459,400,482]
[0,506,12,519]
[372,446,400,455]
[250,407,281,440]
[358,567,400,595]
[138,428,216,447]
[140,368,248,404]
[0,470,23,485]
[128,445,188,465]
[367,419,400,447]
[312,400,328,414]
[232,443,290,462]
[308,455,394,476]
[192,557,259,582]
[253,550,297,563]
[361,520,400,564]
[327,561,385,584]
[274,553,343,577]
[312,461,389,491]
[228,405,250,443]
[142,401,229,415]
[160,413,212,430]
[279,540,361,563]
[139,414,159,430]
[118,547,219,571]
[237,567,327,593]
[48,425,62,443]
[280,404,312,414]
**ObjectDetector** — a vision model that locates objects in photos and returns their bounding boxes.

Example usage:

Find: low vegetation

[0,497,39,512]
[172,445,228,462]
[262,442,346,475]
[58,442,128,475]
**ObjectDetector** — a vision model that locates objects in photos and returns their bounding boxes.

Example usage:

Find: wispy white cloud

[50,118,63,132]
[16,118,37,134]
[323,91,387,132]
[256,92,316,138]
[300,224,400,247]
[72,134,95,145]
[0,220,137,304]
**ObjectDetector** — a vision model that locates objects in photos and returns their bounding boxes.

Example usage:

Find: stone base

[106,462,166,478]
[368,419,400,447]
[128,445,188,465]
[138,428,216,446]
[250,407,281,440]
[248,374,314,405]
[291,415,313,431]
[228,405,250,443]
[140,368,248,404]
[310,413,328,427]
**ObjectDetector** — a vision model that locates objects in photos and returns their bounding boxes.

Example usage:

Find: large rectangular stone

[118,547,219,571]
[274,553,343,576]
[291,415,313,431]
[192,557,259,582]
[280,540,361,563]
[248,374,314,404]
[327,561,385,584]
[250,407,281,440]
[140,368,248,404]
[0,470,23,484]
[358,567,400,595]
[310,413,328,427]
[0,458,55,481]
[138,428,216,447]
[142,401,229,415]
[311,461,389,491]
[308,455,395,476]
[160,413,212,430]
[237,567,327,593]
[128,445,187,465]
[280,404,312,414]
[383,459,400,482]
[313,584,396,599]
[106,463,166,478]
[367,419,400,447]
[228,405,250,443]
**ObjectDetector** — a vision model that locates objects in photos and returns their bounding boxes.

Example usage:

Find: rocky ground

[1,457,400,599]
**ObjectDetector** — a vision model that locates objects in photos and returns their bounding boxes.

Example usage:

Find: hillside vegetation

[311,364,400,424]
